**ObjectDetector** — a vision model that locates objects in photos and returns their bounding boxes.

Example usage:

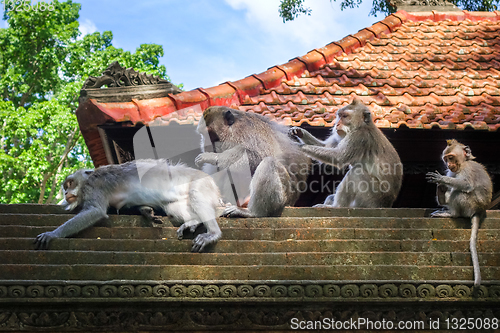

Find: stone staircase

[0,204,499,331]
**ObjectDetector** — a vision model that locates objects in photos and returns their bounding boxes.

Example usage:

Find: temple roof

[76,10,500,166]
[79,10,500,129]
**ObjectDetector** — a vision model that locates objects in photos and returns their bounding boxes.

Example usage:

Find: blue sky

[6,0,381,91]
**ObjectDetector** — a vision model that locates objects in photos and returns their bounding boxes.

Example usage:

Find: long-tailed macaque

[195,106,311,218]
[34,159,222,252]
[427,140,493,286]
[289,98,403,208]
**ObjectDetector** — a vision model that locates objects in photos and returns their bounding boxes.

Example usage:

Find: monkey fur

[427,139,493,286]
[34,159,222,252]
[289,98,403,208]
[195,106,311,218]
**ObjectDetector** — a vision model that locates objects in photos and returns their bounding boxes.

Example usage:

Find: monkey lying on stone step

[34,159,222,252]
[427,139,493,286]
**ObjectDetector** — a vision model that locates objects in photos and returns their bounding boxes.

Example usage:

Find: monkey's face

[442,141,472,173]
[63,176,78,204]
[443,153,460,173]
[199,106,240,147]
[335,99,371,136]
[335,109,361,136]
[60,169,93,210]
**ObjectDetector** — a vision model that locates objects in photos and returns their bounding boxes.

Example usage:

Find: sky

[5,0,382,91]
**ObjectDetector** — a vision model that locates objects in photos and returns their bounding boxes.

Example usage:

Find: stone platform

[0,204,499,331]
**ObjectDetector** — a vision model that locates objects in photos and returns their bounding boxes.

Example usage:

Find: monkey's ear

[363,110,372,124]
[464,146,476,160]
[351,97,362,106]
[224,110,235,126]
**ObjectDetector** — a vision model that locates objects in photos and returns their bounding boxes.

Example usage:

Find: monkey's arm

[288,127,325,146]
[426,172,474,193]
[34,206,107,250]
[195,145,246,169]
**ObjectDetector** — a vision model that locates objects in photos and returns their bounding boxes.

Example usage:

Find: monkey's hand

[34,231,58,250]
[288,126,304,139]
[192,232,221,253]
[176,221,202,240]
[426,171,444,184]
[195,152,218,167]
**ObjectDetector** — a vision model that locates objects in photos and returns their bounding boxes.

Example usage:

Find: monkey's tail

[470,214,482,287]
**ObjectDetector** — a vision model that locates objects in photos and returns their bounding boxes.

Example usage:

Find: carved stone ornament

[82,61,179,90]
[1,282,499,331]
[389,0,461,11]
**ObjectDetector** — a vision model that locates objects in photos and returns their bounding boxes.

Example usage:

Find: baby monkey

[427,140,493,286]
[34,159,222,252]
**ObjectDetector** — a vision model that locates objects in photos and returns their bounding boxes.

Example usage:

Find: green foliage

[279,0,312,22]
[0,0,178,203]
[279,0,499,20]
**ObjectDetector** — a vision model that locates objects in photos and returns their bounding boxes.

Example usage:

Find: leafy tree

[0,0,178,204]
[279,0,500,21]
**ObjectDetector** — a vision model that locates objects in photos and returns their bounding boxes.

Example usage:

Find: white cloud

[224,0,351,50]
[79,19,97,38]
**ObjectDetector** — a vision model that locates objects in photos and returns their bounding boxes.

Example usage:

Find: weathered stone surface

[1,205,500,331]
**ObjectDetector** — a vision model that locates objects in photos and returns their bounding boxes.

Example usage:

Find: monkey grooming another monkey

[289,98,402,208]
[34,159,222,252]
[195,106,311,218]
[426,140,493,286]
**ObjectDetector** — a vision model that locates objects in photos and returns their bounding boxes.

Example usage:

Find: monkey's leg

[470,214,482,287]
[436,185,448,206]
[430,209,453,217]
[329,171,356,208]
[313,194,335,207]
[189,187,222,252]
[224,157,289,218]
[139,206,163,224]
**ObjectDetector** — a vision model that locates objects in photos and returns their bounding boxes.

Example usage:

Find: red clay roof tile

[83,10,500,133]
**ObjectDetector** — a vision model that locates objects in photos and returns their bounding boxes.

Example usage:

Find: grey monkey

[195,106,311,218]
[34,159,222,252]
[427,139,493,286]
[289,98,403,208]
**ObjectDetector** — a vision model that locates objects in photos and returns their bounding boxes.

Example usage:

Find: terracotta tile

[90,9,500,134]
[254,67,287,90]
[227,75,264,100]
[278,59,307,80]
[200,84,239,107]
[298,51,326,72]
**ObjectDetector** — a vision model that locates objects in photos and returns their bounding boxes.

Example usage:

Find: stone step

[3,225,500,241]
[1,264,498,281]
[2,204,498,218]
[3,238,500,253]
[1,250,499,267]
[2,214,499,229]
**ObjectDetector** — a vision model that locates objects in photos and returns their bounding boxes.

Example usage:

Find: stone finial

[82,61,181,91]
[389,0,461,12]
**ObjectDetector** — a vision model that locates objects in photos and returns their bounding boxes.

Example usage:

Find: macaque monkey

[34,159,222,252]
[195,106,311,218]
[426,140,493,286]
[289,98,403,208]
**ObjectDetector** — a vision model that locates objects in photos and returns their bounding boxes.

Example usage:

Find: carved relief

[82,61,180,90]
[0,282,496,300]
